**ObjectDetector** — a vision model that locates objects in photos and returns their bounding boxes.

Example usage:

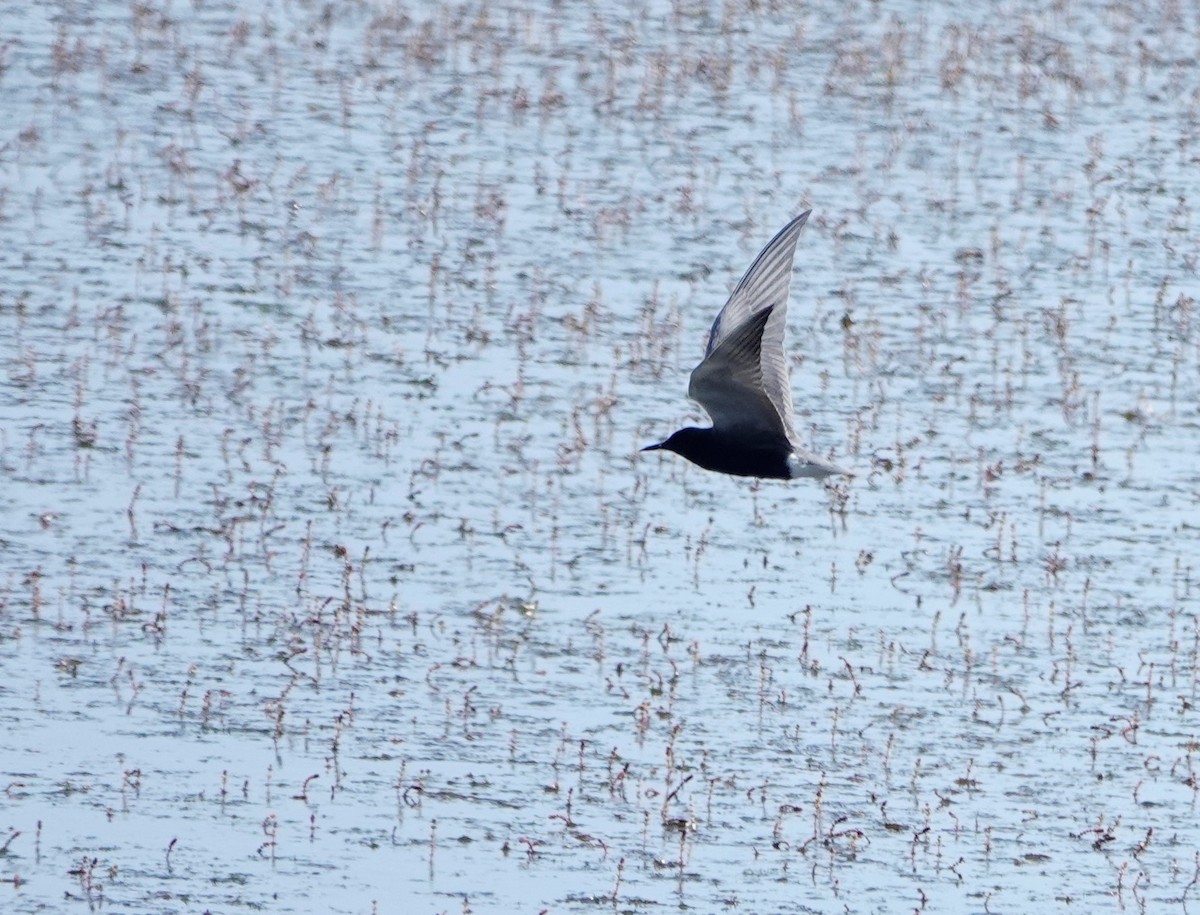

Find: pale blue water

[1,1,1198,912]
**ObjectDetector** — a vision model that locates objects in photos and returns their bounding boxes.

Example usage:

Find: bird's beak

[641,442,663,452]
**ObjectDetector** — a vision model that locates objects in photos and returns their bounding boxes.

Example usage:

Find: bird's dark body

[647,428,793,480]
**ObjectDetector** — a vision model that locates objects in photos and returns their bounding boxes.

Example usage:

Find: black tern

[642,211,851,480]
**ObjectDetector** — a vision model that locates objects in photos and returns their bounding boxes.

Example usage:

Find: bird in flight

[642,211,851,480]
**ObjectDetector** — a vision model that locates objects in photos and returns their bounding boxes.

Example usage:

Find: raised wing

[701,211,810,437]
[688,305,788,439]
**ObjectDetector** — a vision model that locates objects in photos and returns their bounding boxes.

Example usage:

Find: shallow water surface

[2,0,1200,912]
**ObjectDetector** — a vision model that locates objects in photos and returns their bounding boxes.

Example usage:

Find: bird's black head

[642,427,739,474]
[641,427,708,459]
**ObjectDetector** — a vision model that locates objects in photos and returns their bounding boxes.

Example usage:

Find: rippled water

[2,1,1199,912]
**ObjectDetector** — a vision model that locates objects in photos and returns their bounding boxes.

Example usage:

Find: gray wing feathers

[688,306,788,438]
[700,210,811,439]
[704,210,810,356]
